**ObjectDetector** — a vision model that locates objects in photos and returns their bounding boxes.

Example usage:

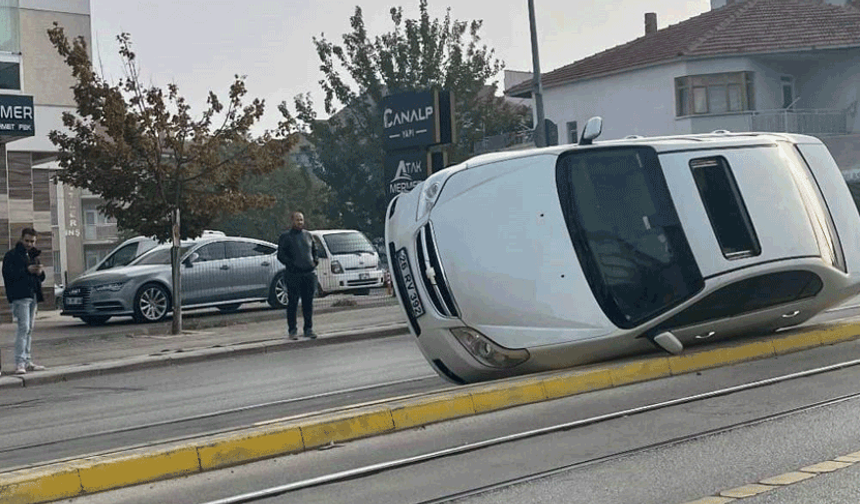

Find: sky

[88,0,712,133]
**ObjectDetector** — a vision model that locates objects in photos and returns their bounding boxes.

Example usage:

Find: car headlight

[93,281,127,292]
[415,169,454,221]
[450,327,530,368]
[331,260,344,274]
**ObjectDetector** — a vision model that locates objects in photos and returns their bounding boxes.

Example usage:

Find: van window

[323,232,375,255]
[556,146,703,328]
[312,235,327,258]
[690,156,760,259]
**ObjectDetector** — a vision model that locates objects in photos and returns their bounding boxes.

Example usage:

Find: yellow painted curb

[389,392,476,430]
[541,368,613,399]
[817,323,860,345]
[469,378,548,413]
[300,406,395,449]
[0,465,82,504]
[771,331,822,355]
[76,445,201,493]
[609,357,671,386]
[668,340,775,375]
[198,425,304,471]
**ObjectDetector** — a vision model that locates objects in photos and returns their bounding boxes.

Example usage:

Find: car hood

[427,155,617,348]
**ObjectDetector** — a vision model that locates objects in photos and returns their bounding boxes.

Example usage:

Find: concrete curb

[0,323,410,389]
[3,320,860,504]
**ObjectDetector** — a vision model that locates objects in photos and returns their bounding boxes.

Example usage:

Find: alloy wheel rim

[276,278,288,305]
[140,287,167,320]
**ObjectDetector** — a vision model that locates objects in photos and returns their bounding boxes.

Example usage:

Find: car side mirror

[183,252,199,267]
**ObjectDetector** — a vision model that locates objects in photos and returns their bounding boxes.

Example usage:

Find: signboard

[385,148,431,200]
[382,91,440,151]
[0,94,34,137]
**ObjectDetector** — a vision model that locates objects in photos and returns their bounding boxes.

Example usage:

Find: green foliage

[46,24,295,242]
[213,147,338,241]
[288,0,529,238]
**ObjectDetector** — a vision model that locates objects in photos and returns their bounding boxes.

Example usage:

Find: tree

[47,25,294,333]
[289,0,529,239]
[213,136,338,240]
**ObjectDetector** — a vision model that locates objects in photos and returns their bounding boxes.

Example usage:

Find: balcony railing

[83,223,118,242]
[747,109,848,135]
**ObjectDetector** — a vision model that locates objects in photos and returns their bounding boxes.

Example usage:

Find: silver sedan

[61,236,288,325]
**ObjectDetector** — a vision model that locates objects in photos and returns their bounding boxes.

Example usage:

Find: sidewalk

[0,300,409,388]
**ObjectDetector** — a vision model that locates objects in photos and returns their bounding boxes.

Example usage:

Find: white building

[507,0,860,149]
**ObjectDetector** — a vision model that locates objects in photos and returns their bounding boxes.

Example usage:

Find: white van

[309,229,385,296]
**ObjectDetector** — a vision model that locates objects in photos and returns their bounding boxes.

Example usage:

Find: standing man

[2,227,47,375]
[277,212,319,340]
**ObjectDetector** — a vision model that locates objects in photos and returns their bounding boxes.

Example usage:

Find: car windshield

[323,232,376,255]
[556,146,703,328]
[132,246,192,265]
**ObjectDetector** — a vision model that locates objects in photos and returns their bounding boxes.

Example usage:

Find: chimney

[645,12,657,35]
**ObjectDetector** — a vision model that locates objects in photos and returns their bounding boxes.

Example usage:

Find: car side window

[656,270,823,329]
[226,242,274,258]
[195,242,227,262]
[98,243,138,270]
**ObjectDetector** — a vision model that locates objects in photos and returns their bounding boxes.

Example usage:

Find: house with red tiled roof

[506,0,860,148]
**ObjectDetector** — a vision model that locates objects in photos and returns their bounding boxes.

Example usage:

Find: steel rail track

[195,356,860,504]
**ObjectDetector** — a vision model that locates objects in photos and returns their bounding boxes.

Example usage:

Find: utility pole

[528,0,546,148]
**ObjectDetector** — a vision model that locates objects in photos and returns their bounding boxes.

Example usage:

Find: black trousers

[285,271,316,332]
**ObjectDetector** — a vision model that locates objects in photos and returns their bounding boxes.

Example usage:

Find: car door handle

[261,262,270,266]
[220,265,230,270]
[782,310,800,318]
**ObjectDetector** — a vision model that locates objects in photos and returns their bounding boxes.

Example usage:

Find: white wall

[20,0,89,15]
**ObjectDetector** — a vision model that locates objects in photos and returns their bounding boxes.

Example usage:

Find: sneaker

[288,329,299,341]
[26,363,46,372]
[304,330,317,339]
[14,365,26,375]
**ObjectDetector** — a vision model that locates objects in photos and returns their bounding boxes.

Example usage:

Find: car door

[226,241,275,299]
[183,241,229,305]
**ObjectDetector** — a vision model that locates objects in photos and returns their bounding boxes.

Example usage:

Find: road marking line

[719,483,775,498]
[759,471,816,485]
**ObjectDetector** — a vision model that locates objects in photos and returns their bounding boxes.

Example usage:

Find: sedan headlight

[415,169,454,222]
[450,327,530,368]
[93,281,127,293]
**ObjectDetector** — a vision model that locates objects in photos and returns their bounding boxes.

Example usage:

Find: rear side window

[690,157,760,259]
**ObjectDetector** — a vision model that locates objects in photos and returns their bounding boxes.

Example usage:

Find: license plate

[396,248,425,318]
[66,297,83,306]
[359,272,370,280]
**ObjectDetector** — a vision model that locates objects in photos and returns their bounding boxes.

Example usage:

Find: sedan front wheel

[133,283,171,323]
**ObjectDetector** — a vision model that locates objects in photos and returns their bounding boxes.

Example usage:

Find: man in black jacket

[277,212,319,340]
[2,227,47,375]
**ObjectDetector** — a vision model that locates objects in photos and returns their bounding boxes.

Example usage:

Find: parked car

[61,235,286,325]
[309,229,386,296]
[386,118,860,383]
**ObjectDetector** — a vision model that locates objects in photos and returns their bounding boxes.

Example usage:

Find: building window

[0,61,20,90]
[675,72,754,117]
[566,121,578,144]
[0,0,20,53]
[83,209,116,241]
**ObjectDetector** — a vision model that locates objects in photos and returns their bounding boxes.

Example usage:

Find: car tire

[80,315,111,326]
[133,283,171,323]
[217,303,242,313]
[268,272,288,309]
[315,282,328,298]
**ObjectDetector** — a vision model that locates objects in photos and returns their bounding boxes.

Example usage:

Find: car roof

[310,229,368,236]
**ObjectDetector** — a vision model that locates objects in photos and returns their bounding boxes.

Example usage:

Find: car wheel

[80,315,111,326]
[133,283,171,323]
[315,282,328,298]
[268,273,288,309]
[217,303,242,313]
